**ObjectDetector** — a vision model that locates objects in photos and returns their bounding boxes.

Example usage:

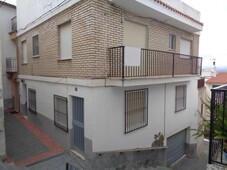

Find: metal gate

[167,129,186,166]
[28,88,36,114]
[209,85,227,166]
[72,97,84,151]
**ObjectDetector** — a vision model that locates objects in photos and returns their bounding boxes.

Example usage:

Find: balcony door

[124,20,148,48]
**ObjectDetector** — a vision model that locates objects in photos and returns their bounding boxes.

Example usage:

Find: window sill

[175,108,186,113]
[57,58,72,62]
[33,55,40,58]
[168,48,176,52]
[22,63,28,65]
[125,124,148,134]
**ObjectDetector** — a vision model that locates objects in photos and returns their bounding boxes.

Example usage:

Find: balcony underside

[109,0,202,33]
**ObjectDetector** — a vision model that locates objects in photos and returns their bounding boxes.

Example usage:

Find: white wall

[17,0,80,35]
[20,76,199,152]
[0,5,16,100]
[165,80,198,144]
[162,0,200,20]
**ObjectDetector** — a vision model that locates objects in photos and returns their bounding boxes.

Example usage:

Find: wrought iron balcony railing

[11,16,17,33]
[6,57,17,73]
[109,46,202,79]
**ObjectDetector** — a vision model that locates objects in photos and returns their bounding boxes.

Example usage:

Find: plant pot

[223,148,227,160]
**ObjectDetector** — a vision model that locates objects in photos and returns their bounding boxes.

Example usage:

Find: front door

[72,97,84,151]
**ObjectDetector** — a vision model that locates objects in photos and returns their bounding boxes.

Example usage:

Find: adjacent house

[206,72,227,97]
[0,1,17,158]
[16,0,203,169]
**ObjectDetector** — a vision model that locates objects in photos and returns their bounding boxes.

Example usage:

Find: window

[175,85,187,112]
[169,34,176,50]
[59,22,72,60]
[54,95,68,132]
[22,40,27,64]
[32,34,39,56]
[125,89,148,133]
[28,88,36,113]
[124,20,148,48]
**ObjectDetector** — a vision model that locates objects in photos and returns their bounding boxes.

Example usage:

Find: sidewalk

[4,111,64,166]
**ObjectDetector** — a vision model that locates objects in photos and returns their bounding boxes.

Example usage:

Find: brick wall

[18,0,200,79]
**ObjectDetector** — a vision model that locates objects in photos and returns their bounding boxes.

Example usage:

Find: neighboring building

[206,72,227,97]
[16,0,203,169]
[0,1,17,158]
[202,58,216,80]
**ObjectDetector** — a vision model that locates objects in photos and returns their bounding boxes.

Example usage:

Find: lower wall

[0,100,5,158]
[18,75,201,168]
[21,103,167,169]
[76,147,166,170]
[3,98,12,109]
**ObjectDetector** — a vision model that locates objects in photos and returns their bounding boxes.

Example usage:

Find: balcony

[6,57,17,73]
[109,46,202,79]
[9,16,17,40]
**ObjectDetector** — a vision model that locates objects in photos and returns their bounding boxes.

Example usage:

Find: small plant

[193,97,227,159]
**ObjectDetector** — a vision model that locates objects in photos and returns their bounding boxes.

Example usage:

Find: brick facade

[18,0,200,79]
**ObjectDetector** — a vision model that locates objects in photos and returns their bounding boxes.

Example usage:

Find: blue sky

[5,0,227,70]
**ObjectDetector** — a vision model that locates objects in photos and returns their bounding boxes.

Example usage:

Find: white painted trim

[70,150,85,160]
[18,74,200,87]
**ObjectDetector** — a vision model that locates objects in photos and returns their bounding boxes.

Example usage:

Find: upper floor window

[22,40,27,64]
[175,85,187,112]
[124,20,148,49]
[32,34,39,56]
[125,89,148,133]
[59,22,72,60]
[169,34,176,50]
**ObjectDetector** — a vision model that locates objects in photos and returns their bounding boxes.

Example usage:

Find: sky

[4,0,227,70]
[181,0,227,70]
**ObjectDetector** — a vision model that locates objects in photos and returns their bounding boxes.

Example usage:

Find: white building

[16,0,203,169]
[0,1,16,158]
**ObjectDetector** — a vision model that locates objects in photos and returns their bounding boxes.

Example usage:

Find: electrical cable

[17,0,71,32]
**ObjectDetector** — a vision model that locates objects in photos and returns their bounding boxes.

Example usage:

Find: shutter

[167,129,187,166]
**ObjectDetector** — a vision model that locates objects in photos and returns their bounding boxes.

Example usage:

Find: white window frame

[54,95,68,132]
[22,40,27,64]
[175,85,187,112]
[32,34,39,56]
[59,22,72,60]
[125,89,148,133]
[169,34,176,50]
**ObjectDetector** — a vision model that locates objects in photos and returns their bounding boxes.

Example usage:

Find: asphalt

[5,113,48,162]
[3,111,227,170]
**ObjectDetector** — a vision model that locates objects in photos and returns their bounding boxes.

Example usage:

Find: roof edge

[154,0,203,26]
[0,1,16,9]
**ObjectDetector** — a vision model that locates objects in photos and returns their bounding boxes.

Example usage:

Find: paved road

[4,111,227,170]
[171,140,208,170]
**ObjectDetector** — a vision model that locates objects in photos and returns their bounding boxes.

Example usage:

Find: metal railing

[109,46,202,79]
[6,57,17,72]
[11,16,17,32]
[209,84,227,165]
